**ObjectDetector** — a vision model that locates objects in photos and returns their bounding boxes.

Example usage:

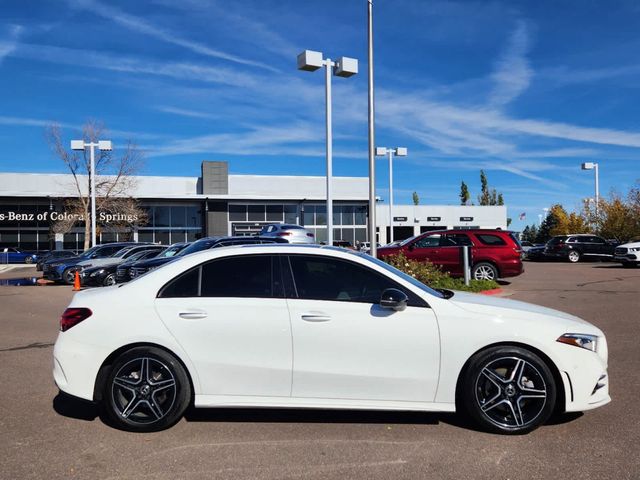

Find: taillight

[277,232,292,236]
[60,308,92,332]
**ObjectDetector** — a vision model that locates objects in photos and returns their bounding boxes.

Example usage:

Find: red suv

[377,229,523,281]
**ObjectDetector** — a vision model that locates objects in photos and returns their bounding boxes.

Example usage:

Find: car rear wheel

[102,274,116,286]
[24,256,33,264]
[568,251,580,263]
[103,347,191,432]
[472,262,498,281]
[461,346,556,434]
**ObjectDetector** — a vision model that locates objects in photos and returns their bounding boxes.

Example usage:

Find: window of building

[247,205,265,222]
[229,204,247,222]
[266,204,283,221]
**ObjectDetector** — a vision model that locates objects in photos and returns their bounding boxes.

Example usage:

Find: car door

[405,233,442,264]
[589,236,611,256]
[154,254,292,397]
[285,254,440,403]
[439,233,473,275]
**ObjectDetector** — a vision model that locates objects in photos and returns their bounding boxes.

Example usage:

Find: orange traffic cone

[73,270,81,291]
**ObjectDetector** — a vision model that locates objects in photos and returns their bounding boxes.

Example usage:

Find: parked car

[36,250,77,271]
[614,239,640,268]
[544,235,618,263]
[81,248,165,287]
[0,247,38,264]
[377,229,523,281]
[75,244,162,270]
[116,242,190,284]
[54,245,609,434]
[125,236,288,282]
[358,241,380,254]
[333,239,356,250]
[43,242,142,284]
[259,224,315,244]
[524,245,547,261]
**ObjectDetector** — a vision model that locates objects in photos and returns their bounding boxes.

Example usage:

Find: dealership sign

[0,210,139,223]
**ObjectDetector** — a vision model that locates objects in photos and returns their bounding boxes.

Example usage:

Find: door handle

[301,313,331,322]
[178,311,208,320]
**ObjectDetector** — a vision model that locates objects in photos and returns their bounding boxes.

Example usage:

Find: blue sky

[1,0,640,230]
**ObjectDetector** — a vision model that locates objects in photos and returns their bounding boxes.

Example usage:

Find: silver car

[259,224,315,244]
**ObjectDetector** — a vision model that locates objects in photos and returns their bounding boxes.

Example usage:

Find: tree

[521,224,538,243]
[598,195,637,242]
[412,191,420,205]
[46,120,147,250]
[459,181,470,205]
[506,217,512,227]
[477,170,504,206]
[535,204,569,243]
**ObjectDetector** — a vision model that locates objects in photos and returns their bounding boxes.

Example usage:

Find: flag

[519,212,526,221]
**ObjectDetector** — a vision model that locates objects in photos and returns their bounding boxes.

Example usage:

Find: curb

[480,288,503,296]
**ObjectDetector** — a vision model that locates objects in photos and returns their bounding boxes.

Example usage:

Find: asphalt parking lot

[0,262,638,480]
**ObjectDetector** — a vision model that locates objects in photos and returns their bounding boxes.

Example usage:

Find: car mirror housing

[380,288,408,311]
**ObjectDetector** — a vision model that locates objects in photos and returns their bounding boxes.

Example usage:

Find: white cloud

[489,20,532,106]
[0,25,23,65]
[66,0,278,72]
[11,43,259,87]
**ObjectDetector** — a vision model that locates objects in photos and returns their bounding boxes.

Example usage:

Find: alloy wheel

[475,356,547,429]
[103,274,116,286]
[568,251,580,263]
[111,357,177,425]
[473,264,496,281]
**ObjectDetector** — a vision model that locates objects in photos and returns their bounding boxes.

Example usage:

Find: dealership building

[0,161,506,251]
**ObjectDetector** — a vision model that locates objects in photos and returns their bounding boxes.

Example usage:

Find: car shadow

[53,391,99,421]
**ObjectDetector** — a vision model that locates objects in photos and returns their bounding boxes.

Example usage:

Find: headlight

[557,333,598,352]
[90,269,105,277]
[629,247,640,252]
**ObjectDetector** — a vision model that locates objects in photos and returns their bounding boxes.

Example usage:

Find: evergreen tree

[412,191,420,205]
[459,181,470,205]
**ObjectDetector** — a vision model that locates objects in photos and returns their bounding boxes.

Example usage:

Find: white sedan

[53,245,610,434]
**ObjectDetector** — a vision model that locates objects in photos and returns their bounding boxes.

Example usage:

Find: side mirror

[380,288,408,311]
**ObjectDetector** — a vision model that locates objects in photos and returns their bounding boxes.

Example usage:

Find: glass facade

[228,203,367,245]
[137,204,202,244]
[0,202,53,251]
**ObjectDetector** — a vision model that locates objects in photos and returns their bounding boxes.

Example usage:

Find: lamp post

[297,50,358,246]
[375,146,407,243]
[70,139,113,247]
[367,0,377,256]
[581,162,600,226]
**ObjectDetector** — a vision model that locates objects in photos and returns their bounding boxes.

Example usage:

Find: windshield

[177,239,217,256]
[79,245,101,258]
[399,235,420,247]
[355,252,446,299]
[161,245,185,258]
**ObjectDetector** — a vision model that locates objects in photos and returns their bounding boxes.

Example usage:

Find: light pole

[581,162,600,226]
[70,139,113,247]
[367,0,377,256]
[297,50,358,246]
[375,146,407,243]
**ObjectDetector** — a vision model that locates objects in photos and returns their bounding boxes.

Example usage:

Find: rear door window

[201,255,279,298]
[442,233,473,246]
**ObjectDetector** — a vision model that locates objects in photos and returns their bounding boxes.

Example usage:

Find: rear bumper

[498,259,524,278]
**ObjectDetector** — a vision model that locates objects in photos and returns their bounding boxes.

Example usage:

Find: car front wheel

[103,347,191,432]
[461,346,556,434]
[472,262,498,281]
[62,268,77,285]
[568,251,580,263]
[103,274,116,286]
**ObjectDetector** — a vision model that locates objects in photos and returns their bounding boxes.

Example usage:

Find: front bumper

[614,253,639,264]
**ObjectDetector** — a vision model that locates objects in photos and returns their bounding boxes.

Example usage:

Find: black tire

[567,250,581,263]
[103,346,191,432]
[471,262,498,281]
[102,273,116,287]
[461,346,556,435]
[62,267,77,285]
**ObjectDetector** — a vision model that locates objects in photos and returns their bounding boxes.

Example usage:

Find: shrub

[381,252,499,293]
